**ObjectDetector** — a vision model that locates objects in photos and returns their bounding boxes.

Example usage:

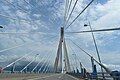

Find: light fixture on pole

[0,26,3,28]
[84,22,105,79]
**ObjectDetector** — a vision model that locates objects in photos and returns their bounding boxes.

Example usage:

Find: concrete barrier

[0,73,54,80]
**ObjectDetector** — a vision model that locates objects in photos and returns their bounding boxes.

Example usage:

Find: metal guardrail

[67,72,120,80]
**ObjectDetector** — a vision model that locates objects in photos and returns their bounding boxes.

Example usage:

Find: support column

[91,57,94,72]
[53,39,62,72]
[53,27,63,73]
[54,27,71,73]
[63,39,71,72]
[80,62,83,74]
[11,63,15,73]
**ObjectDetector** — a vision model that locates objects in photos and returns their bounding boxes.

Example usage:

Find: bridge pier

[54,27,71,73]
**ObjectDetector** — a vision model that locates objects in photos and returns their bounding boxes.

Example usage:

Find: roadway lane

[28,74,81,80]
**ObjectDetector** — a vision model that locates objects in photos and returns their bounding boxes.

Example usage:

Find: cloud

[65,0,120,71]
[0,0,120,71]
[16,10,28,19]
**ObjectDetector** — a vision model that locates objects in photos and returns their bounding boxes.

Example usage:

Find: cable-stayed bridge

[0,0,120,80]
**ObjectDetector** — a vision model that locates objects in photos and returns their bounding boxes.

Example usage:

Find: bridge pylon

[54,27,71,73]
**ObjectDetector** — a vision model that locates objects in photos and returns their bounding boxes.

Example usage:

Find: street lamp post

[84,22,105,79]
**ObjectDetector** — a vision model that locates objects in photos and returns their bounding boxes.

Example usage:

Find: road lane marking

[28,74,61,80]
[66,74,79,80]
[58,74,63,79]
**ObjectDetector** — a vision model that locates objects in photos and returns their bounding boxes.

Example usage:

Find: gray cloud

[0,0,120,71]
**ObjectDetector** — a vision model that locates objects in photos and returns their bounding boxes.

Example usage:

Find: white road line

[66,74,80,80]
[28,74,61,80]
[58,74,63,79]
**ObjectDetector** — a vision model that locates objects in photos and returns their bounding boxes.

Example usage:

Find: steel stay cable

[88,22,105,79]
[0,42,30,53]
[63,0,69,27]
[66,27,120,33]
[44,62,53,73]
[67,39,111,74]
[69,39,92,57]
[65,0,94,30]
[25,35,57,72]
[3,0,41,29]
[4,0,35,26]
[65,40,76,69]
[0,13,17,20]
[37,54,51,73]
[43,58,50,72]
[67,41,86,69]
[4,0,27,13]
[31,54,47,72]
[23,0,35,10]
[0,34,57,54]
[67,42,78,70]
[0,13,35,25]
[0,0,37,27]
[20,54,39,72]
[48,61,55,73]
[23,0,47,23]
[47,55,56,73]
[65,0,73,29]
[2,35,58,70]
[41,53,51,72]
[41,58,51,73]
[39,57,50,72]
[3,35,58,70]
[64,0,78,28]
[43,50,56,73]
[23,0,44,15]
[3,47,40,70]
[66,26,120,72]
[49,59,56,73]
[67,39,92,70]
[45,66,50,73]
[44,62,52,73]
[38,56,50,73]
[0,13,33,26]
[1,0,59,29]
[26,0,61,28]
[0,13,35,29]
[0,32,57,34]
[1,36,58,70]
[41,63,49,73]
[66,0,72,21]
[0,36,57,71]
[44,64,50,73]
[26,0,59,26]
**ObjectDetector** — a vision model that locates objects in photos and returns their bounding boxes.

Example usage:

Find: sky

[0,0,120,72]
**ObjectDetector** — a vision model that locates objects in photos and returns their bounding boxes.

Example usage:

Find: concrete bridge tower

[54,27,71,73]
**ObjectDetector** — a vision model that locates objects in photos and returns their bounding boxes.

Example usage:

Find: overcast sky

[0,0,120,72]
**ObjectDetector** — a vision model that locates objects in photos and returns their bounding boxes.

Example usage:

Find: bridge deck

[0,73,83,80]
[28,74,83,80]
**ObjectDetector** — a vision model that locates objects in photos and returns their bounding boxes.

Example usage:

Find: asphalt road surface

[28,74,81,80]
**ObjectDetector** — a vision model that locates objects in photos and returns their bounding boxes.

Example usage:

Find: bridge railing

[66,72,120,80]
